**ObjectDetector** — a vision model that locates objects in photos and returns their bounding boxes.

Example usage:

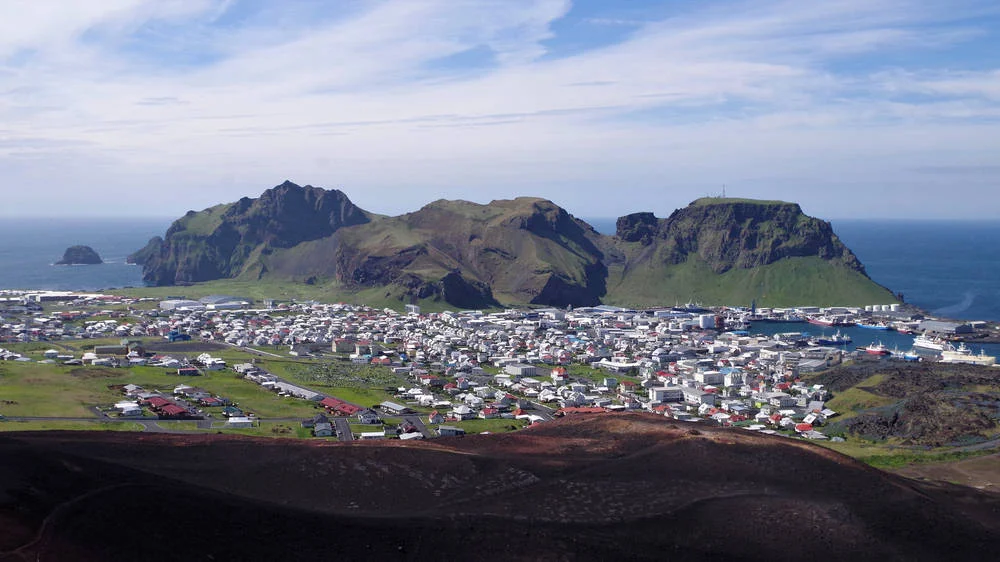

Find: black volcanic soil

[2,413,999,561]
[811,362,1000,446]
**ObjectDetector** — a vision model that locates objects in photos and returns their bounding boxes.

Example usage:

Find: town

[1,289,997,442]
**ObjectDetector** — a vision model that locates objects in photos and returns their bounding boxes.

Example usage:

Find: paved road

[527,401,557,421]
[333,418,354,441]
[402,414,435,438]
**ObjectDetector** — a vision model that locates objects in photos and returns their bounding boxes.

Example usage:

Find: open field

[823,373,895,420]
[107,279,484,312]
[441,418,529,434]
[898,452,1000,491]
[0,360,323,419]
[0,420,146,432]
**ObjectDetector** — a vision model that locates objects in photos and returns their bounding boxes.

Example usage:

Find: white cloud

[0,0,997,219]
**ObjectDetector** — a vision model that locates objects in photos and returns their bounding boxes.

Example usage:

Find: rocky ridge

[131,183,895,308]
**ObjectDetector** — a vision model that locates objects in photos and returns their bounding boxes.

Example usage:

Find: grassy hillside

[135,186,898,309]
[173,203,233,236]
[604,255,897,307]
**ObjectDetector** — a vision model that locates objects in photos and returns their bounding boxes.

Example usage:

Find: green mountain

[132,184,897,308]
[602,198,894,307]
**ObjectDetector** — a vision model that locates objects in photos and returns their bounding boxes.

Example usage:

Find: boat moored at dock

[912,335,956,353]
[939,343,997,366]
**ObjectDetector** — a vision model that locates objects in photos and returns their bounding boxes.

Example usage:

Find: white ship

[912,335,956,353]
[940,343,997,366]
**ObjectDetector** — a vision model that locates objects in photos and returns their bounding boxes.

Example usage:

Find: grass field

[441,418,528,434]
[561,364,640,384]
[0,361,322,419]
[818,438,999,469]
[824,374,894,420]
[0,420,146,432]
[109,279,475,313]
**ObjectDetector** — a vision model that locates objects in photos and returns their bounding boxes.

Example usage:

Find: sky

[0,0,998,220]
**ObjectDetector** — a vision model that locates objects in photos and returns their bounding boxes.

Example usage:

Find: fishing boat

[912,334,956,353]
[857,321,890,330]
[891,346,921,361]
[864,342,891,356]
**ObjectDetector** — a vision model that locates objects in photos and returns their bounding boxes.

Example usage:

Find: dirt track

[897,452,1000,492]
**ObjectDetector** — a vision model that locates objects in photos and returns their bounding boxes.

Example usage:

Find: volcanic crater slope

[2,413,999,562]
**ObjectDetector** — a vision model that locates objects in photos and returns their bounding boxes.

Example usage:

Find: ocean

[0,216,998,323]
[0,217,172,292]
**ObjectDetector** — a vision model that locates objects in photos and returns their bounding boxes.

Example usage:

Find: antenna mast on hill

[722,184,726,198]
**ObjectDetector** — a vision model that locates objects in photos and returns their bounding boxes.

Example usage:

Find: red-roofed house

[145,396,171,409]
[159,404,189,418]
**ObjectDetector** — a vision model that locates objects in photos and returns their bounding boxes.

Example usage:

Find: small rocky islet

[55,245,103,265]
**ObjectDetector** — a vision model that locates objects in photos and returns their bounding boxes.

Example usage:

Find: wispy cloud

[0,0,998,219]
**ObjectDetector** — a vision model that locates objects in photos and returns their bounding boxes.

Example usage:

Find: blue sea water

[0,217,172,291]
[583,217,1000,322]
[1,216,997,323]
[831,220,1000,322]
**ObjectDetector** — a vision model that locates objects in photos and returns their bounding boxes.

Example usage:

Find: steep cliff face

[617,199,865,274]
[135,188,895,308]
[604,198,891,307]
[133,181,370,285]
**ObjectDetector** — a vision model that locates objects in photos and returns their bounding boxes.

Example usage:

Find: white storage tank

[890,303,901,312]
[698,314,715,329]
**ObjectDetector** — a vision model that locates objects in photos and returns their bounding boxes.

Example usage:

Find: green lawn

[441,418,528,434]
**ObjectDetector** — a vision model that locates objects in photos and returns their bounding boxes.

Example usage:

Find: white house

[648,386,684,403]
[226,416,254,428]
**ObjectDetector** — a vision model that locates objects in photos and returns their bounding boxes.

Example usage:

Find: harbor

[749,321,1000,359]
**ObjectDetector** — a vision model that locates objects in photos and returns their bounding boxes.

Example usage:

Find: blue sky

[0,0,998,220]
